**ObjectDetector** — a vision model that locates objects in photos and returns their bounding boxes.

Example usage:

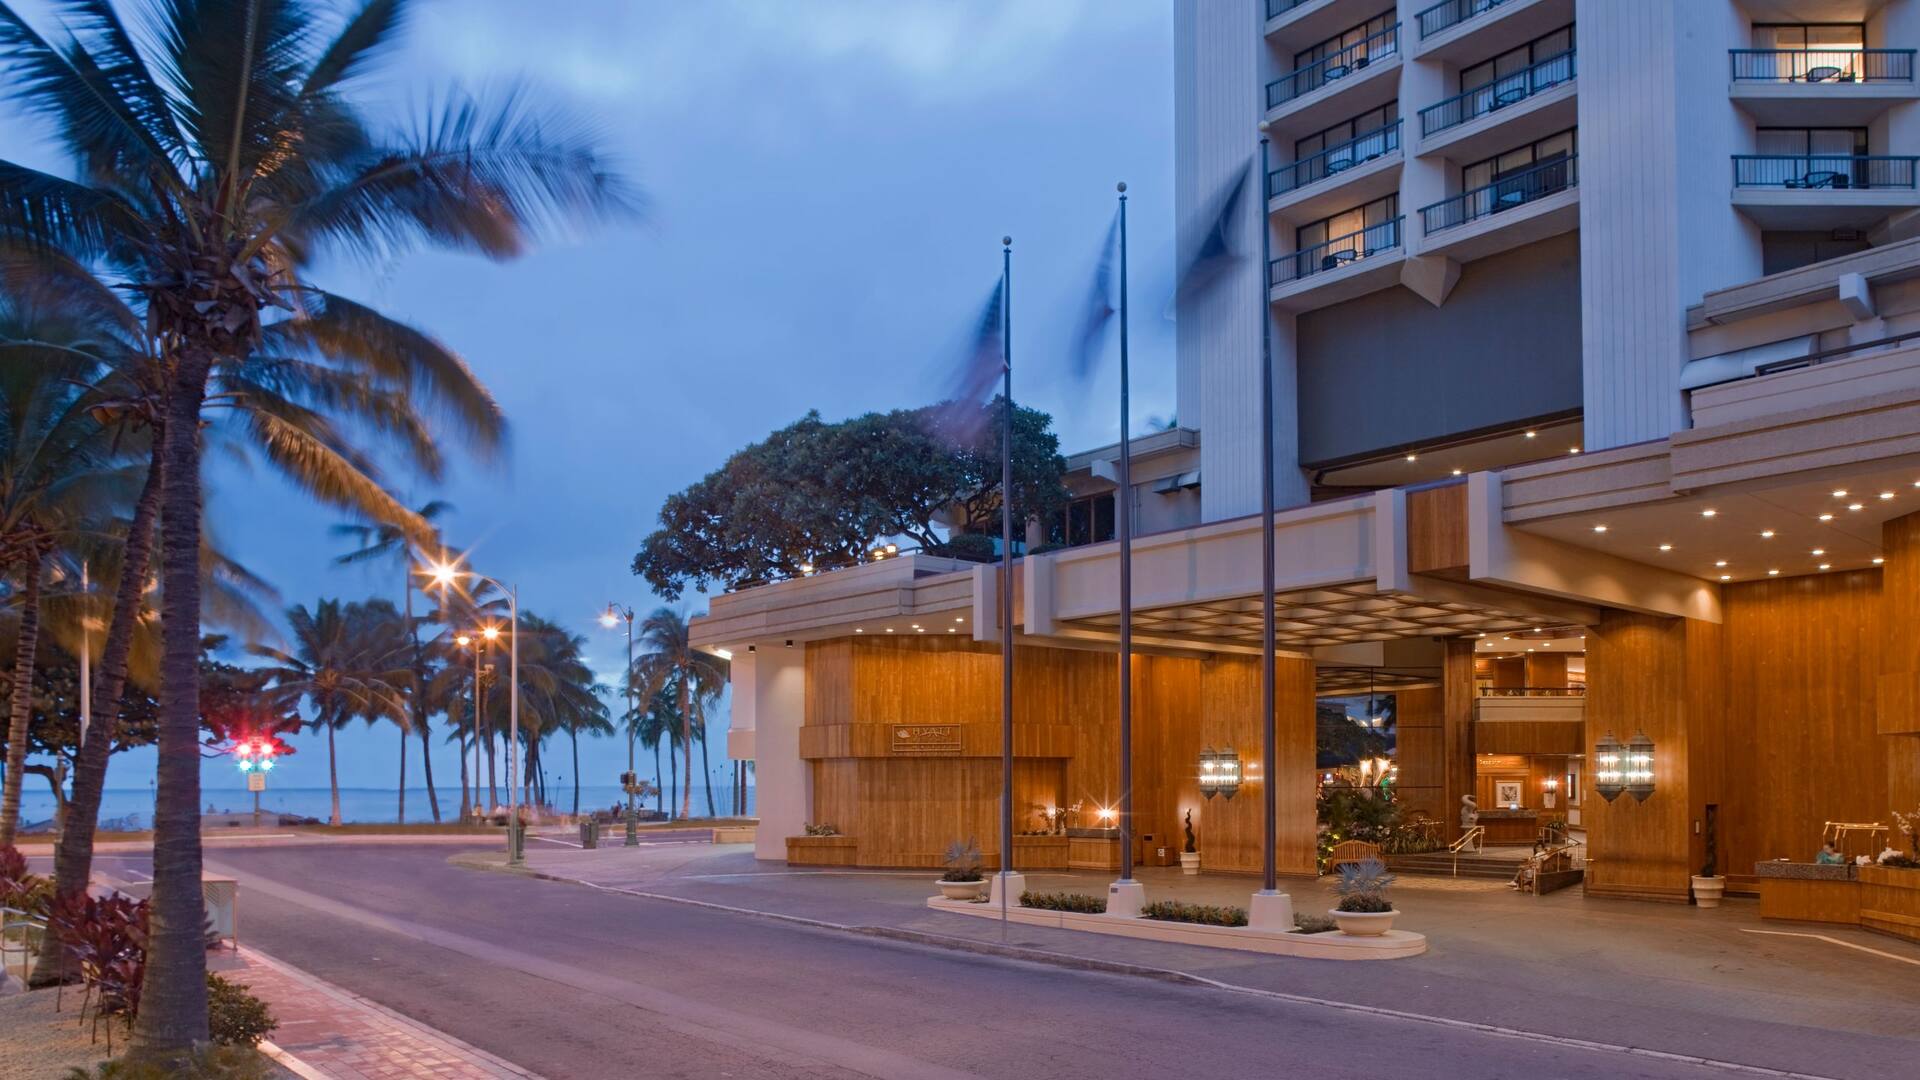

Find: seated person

[1815,841,1845,865]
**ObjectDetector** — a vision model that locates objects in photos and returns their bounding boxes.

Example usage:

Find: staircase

[1386,850,1528,880]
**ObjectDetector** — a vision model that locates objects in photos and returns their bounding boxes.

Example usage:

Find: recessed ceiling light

[955,616,965,622]
[1819,513,1834,522]
[855,628,864,633]
[1720,574,1732,581]
[1873,556,1885,565]
[1768,569,1779,576]
[1760,530,1774,539]
[917,627,926,633]
[1526,648,1535,652]
[1833,489,1849,498]
[1569,447,1582,455]
[947,627,956,633]
[1405,454,1418,463]
[1658,543,1673,552]
[1701,509,1718,518]
[1715,560,1727,567]
[1819,563,1832,571]
[885,627,895,633]
[1593,525,1608,533]
[1524,430,1537,439]
[1812,548,1826,556]
[1849,503,1864,511]
[1881,492,1895,500]
[1451,468,1463,477]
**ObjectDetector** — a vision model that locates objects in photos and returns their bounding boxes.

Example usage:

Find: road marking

[1740,928,1920,966]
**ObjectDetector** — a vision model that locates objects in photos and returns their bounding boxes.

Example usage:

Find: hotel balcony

[1729,48,1919,125]
[1730,154,1920,229]
[1411,0,1574,64]
[1267,120,1403,223]
[1418,155,1578,262]
[1417,48,1574,160]
[1267,215,1406,312]
[1264,24,1401,135]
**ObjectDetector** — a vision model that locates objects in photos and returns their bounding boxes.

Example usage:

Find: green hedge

[1140,900,1248,927]
[1019,890,1107,914]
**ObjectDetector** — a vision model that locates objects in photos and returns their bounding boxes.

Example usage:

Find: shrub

[802,822,840,837]
[0,844,24,882]
[932,532,998,562]
[1292,914,1339,934]
[1334,858,1397,914]
[1020,890,1106,914]
[940,837,983,883]
[1879,852,1920,870]
[1141,900,1248,927]
[207,973,279,1047]
[65,1045,269,1079]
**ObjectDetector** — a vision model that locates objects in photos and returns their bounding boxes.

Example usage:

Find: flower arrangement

[1893,807,1920,853]
[802,822,840,836]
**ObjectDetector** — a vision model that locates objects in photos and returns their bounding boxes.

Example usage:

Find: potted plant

[1180,810,1200,875]
[1691,806,1724,908]
[937,837,987,900]
[1328,858,1398,936]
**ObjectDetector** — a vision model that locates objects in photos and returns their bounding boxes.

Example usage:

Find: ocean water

[18,784,755,830]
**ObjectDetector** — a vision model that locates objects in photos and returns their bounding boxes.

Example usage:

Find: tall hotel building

[695,1,1920,932]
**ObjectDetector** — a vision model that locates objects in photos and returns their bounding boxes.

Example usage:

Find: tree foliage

[633,398,1068,599]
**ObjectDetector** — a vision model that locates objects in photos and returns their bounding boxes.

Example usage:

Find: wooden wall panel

[1491,657,1525,688]
[1131,654,1204,856]
[1442,639,1478,840]
[1880,513,1920,811]
[1475,720,1584,756]
[1721,572,1883,883]
[1524,652,1568,688]
[805,640,854,727]
[1585,613,1694,902]
[1407,482,1469,574]
[1191,655,1318,876]
[1393,686,1445,824]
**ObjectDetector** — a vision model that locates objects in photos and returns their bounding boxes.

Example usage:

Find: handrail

[1416,0,1518,40]
[1419,49,1574,136]
[1420,154,1577,234]
[1478,686,1586,697]
[1268,121,1402,198]
[1753,326,1920,377]
[1449,825,1484,876]
[1267,24,1400,110]
[1729,48,1915,83]
[1732,154,1919,190]
[1269,216,1403,287]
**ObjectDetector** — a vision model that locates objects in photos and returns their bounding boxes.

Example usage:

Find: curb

[467,856,1843,1080]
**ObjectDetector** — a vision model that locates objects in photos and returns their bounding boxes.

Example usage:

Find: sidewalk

[465,840,1920,1080]
[234,948,541,1080]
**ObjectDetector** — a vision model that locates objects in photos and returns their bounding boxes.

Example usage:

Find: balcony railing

[1729,48,1915,83]
[1421,154,1578,234]
[1731,154,1919,189]
[1267,24,1400,109]
[1479,686,1586,698]
[1420,49,1574,136]
[1268,121,1402,197]
[1416,0,1519,40]
[1269,216,1403,286]
[1267,0,1313,18]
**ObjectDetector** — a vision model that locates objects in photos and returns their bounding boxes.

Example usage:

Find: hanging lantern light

[1593,731,1625,802]
[1625,729,1656,802]
[1199,745,1242,800]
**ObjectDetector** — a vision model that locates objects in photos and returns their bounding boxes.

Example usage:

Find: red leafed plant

[0,843,25,883]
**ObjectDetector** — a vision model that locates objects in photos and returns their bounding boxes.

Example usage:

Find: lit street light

[603,602,638,846]
[427,561,523,864]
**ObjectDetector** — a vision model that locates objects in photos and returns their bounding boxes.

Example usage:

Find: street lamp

[604,602,638,846]
[426,561,522,864]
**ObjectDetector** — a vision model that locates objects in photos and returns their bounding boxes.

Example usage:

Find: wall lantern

[1625,730,1656,802]
[1593,731,1625,802]
[1199,745,1242,800]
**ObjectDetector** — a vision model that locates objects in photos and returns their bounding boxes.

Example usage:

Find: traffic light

[234,739,278,772]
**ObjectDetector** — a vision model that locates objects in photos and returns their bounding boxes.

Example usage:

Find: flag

[931,277,1006,446]
[1068,210,1120,383]
[1168,159,1252,314]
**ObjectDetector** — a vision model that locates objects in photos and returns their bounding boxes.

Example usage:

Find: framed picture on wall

[1495,781,1523,808]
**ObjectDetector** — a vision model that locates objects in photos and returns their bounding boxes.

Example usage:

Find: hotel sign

[890,724,962,756]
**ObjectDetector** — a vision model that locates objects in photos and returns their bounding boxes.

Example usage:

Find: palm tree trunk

[403,578,440,822]
[0,554,46,848]
[668,740,678,822]
[570,727,580,816]
[130,349,216,1058]
[653,742,663,814]
[33,455,162,985]
[396,724,407,824]
[328,721,342,827]
[699,721,717,818]
[679,674,693,820]
[457,727,471,819]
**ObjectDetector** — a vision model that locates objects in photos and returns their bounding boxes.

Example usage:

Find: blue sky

[8,1,1177,807]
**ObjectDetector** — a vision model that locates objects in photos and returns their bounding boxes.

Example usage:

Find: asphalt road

[87,844,1811,1080]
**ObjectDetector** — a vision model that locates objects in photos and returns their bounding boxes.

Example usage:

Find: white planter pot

[938,879,988,901]
[1691,875,1725,909]
[1180,852,1200,875]
[1329,908,1398,937]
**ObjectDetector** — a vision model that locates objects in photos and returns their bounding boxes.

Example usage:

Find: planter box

[925,897,1426,959]
[1859,865,1920,944]
[713,825,757,845]
[785,835,858,867]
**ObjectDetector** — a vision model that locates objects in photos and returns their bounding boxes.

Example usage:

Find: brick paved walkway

[231,948,540,1080]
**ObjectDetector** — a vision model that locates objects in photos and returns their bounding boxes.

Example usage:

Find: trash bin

[506,820,524,864]
[579,820,600,849]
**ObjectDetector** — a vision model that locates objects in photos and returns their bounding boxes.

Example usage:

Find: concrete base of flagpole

[1249,889,1295,932]
[1106,878,1146,919]
[989,871,1027,907]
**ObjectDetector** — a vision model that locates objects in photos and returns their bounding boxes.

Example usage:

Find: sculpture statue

[1460,794,1480,830]
[1183,809,1197,854]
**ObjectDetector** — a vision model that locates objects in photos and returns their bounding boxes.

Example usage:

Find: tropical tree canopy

[632,398,1068,599]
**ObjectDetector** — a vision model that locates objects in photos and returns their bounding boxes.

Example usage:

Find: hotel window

[1755,126,1871,187]
[1055,491,1115,548]
[1751,23,1865,50]
[1755,127,1868,157]
[1459,24,1575,93]
[1295,102,1399,160]
[1746,24,1869,81]
[1297,194,1398,255]
[1462,129,1577,195]
[1292,10,1396,74]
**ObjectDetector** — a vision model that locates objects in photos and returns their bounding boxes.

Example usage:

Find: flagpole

[1256,130,1282,906]
[997,235,1018,923]
[1116,184,1136,895]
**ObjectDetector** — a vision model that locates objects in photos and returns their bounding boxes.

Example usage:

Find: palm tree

[251,599,410,826]
[632,609,728,820]
[333,501,454,823]
[472,613,608,816]
[634,688,674,817]
[0,2,629,1051]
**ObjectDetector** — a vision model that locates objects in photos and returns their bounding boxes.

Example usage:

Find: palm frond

[0,159,140,255]
[0,4,183,181]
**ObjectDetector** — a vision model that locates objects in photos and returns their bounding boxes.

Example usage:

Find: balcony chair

[1805,65,1843,82]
